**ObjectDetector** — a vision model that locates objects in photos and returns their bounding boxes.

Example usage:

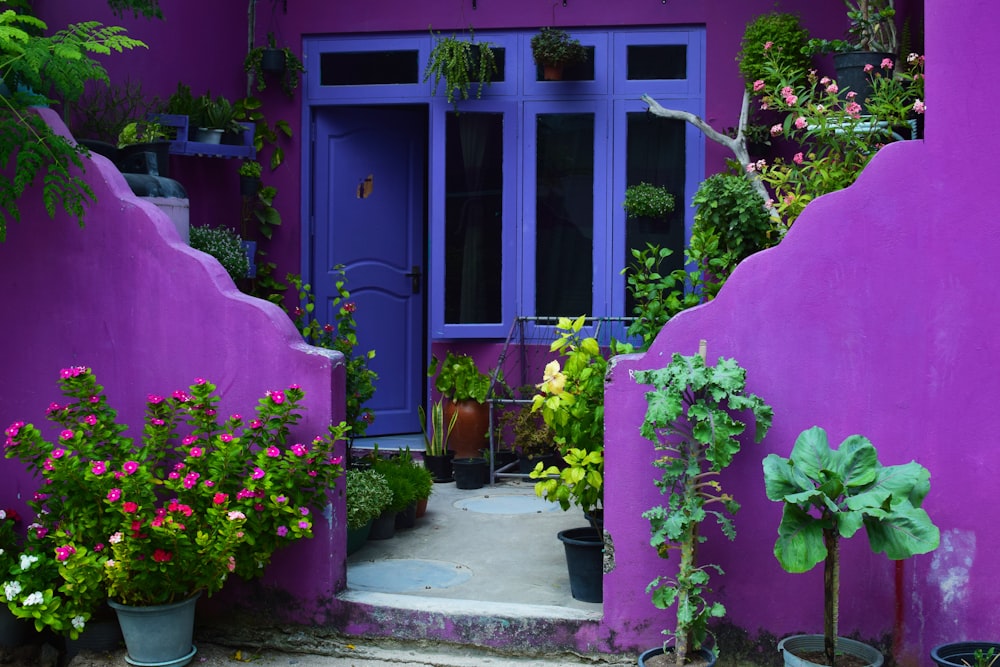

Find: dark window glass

[627,45,686,80]
[535,46,595,81]
[320,51,420,86]
[535,113,594,318]
[474,47,506,83]
[445,113,504,324]
[624,111,686,315]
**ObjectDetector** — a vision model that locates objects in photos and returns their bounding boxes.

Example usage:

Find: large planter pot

[65,613,124,659]
[443,400,489,459]
[346,520,372,555]
[778,635,883,667]
[108,593,200,667]
[833,51,894,113]
[368,508,396,540]
[638,647,717,667]
[424,451,455,483]
[557,526,603,603]
[415,496,428,518]
[931,642,1000,667]
[453,457,487,490]
[0,606,28,648]
[395,501,417,529]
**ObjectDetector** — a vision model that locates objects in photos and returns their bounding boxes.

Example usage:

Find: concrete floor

[345,477,602,614]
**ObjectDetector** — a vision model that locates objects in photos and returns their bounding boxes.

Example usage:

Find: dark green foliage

[188,225,249,282]
[737,13,811,90]
[427,351,491,403]
[622,244,698,350]
[623,182,676,220]
[106,0,162,20]
[244,33,305,98]
[530,27,586,67]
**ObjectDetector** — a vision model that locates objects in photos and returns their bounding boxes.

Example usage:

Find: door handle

[404,265,422,294]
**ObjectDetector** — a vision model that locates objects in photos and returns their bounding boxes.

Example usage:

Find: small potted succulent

[427,352,492,459]
[530,27,587,80]
[634,352,773,667]
[423,28,497,109]
[763,426,941,667]
[418,399,458,482]
[238,159,262,197]
[345,468,393,554]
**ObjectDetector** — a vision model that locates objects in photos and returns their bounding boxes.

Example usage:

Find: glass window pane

[320,51,420,85]
[445,113,504,324]
[625,112,686,315]
[535,113,594,318]
[627,45,686,80]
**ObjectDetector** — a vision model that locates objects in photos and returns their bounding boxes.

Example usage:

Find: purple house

[5,0,997,662]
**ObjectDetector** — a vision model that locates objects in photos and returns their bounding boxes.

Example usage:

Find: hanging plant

[423,28,497,109]
[623,182,676,220]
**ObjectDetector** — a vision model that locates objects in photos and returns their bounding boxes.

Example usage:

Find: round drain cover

[348,559,471,593]
[453,495,559,515]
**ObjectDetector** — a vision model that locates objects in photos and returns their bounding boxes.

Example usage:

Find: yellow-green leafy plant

[423,28,497,109]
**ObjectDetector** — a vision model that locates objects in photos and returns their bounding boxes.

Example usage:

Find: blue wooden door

[313,106,426,436]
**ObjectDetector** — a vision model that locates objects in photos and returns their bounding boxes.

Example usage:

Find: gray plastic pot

[778,635,883,667]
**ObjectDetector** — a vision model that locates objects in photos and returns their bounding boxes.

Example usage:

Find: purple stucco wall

[606,1,997,663]
[0,109,348,620]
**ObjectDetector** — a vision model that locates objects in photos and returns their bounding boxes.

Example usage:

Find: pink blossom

[213,492,228,505]
[91,461,107,475]
[123,501,138,513]
[276,495,288,504]
[183,472,200,489]
[752,79,765,93]
[190,447,203,458]
[308,470,318,477]
[784,93,798,105]
[252,467,265,480]
[794,116,808,130]
[51,448,65,459]
[151,418,165,426]
[219,434,233,443]
[227,511,245,521]
[769,124,782,137]
[298,521,310,530]
[763,41,773,50]
[122,461,139,475]
[824,83,838,94]
[845,101,862,118]
[820,76,830,85]
[760,101,769,111]
[168,471,180,479]
[34,526,48,539]
[291,444,307,457]
[182,435,197,446]
[250,420,263,429]
[289,384,301,390]
[863,63,874,73]
[299,507,310,516]
[45,403,62,415]
[172,390,190,402]
[792,152,804,165]
[83,415,97,426]
[276,526,288,537]
[783,193,796,205]
[194,377,206,385]
[266,446,280,458]
[846,91,857,100]
[60,366,86,379]
[267,390,285,405]
[913,99,926,114]
[4,422,23,438]
[174,462,185,471]
[55,545,76,561]
[59,429,75,441]
[230,414,242,422]
[147,394,164,404]
[330,456,344,466]
[43,459,54,471]
[227,557,236,572]
[89,395,99,404]
[880,58,893,70]
[745,162,757,173]
[204,480,215,488]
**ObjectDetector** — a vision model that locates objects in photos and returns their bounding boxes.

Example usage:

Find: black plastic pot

[833,51,894,113]
[452,457,486,489]
[395,502,417,529]
[932,642,1000,667]
[558,526,603,603]
[368,508,396,540]
[424,452,454,483]
[261,48,286,74]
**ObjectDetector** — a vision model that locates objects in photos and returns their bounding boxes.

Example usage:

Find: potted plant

[195,94,240,144]
[623,182,676,221]
[530,27,587,80]
[189,225,252,283]
[419,399,458,482]
[345,468,393,554]
[239,159,262,197]
[2,366,347,663]
[932,644,1000,667]
[633,353,773,667]
[368,451,419,539]
[763,426,941,667]
[427,352,492,459]
[244,32,306,98]
[423,28,497,109]
[115,119,172,177]
[497,402,557,473]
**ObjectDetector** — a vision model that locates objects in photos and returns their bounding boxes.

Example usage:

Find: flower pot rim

[108,591,202,612]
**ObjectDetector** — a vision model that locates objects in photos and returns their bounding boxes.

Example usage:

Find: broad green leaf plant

[0,9,146,240]
[763,426,941,667]
[635,353,773,666]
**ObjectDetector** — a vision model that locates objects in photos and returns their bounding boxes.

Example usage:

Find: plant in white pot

[763,426,941,667]
[634,352,773,667]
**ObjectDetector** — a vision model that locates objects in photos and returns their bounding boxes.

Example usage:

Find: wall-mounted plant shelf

[151,114,256,159]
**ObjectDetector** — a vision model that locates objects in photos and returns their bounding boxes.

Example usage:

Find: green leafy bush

[189,225,249,282]
[737,12,811,90]
[345,469,393,530]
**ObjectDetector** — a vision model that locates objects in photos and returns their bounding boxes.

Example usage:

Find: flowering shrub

[3,366,346,636]
[290,268,378,439]
[747,44,925,227]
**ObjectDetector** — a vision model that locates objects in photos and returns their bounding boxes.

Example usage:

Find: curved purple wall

[0,109,347,621]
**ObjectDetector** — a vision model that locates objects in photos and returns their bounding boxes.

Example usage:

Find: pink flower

[266,446,280,458]
[123,501,138,513]
[83,414,97,426]
[276,526,288,537]
[151,418,164,426]
[291,444,307,457]
[122,461,139,475]
[55,545,76,561]
[91,461,107,475]
[763,41,773,50]
[792,152,804,165]
[34,526,48,539]
[60,366,86,379]
[863,63,874,73]
[194,377,206,385]
[147,394,164,404]
[752,79,765,93]
[89,395,99,404]
[168,471,180,479]
[299,507,310,516]
[183,472,200,489]
[289,384,301,390]
[745,162,757,173]
[250,420,263,429]
[182,435,197,446]
[846,91,857,100]
[190,447,203,458]
[172,390,190,402]
[267,390,285,405]
[52,448,65,459]
[880,58,893,70]
[298,521,310,530]
[845,101,862,118]
[913,99,925,114]
[330,455,343,466]
[45,403,62,415]
[794,116,808,130]
[275,495,288,504]
[59,429,74,441]
[219,434,233,443]
[824,83,838,94]
[820,76,830,85]
[252,467,265,480]
[230,414,242,422]
[213,492,228,505]
[769,124,782,137]
[4,422,23,438]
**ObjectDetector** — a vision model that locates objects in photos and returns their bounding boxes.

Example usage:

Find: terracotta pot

[443,399,489,459]
[542,63,565,81]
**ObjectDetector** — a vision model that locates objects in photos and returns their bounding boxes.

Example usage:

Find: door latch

[404,265,422,294]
